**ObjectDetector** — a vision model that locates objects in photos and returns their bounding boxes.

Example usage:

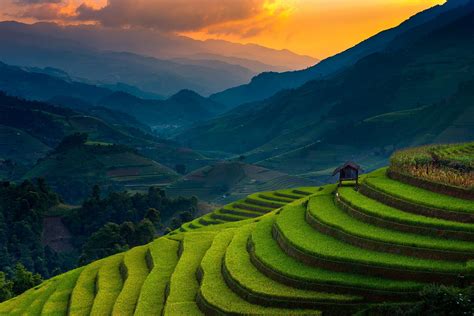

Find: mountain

[166,160,317,203]
[48,96,152,133]
[98,89,221,132]
[0,61,112,104]
[179,53,292,73]
[0,93,208,174]
[1,22,316,71]
[210,0,471,108]
[25,141,179,203]
[177,1,474,179]
[0,61,225,131]
[0,125,51,165]
[0,22,317,97]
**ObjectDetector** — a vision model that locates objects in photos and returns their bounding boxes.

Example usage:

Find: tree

[417,285,474,315]
[91,185,101,201]
[119,221,136,246]
[0,272,12,302]
[179,210,194,224]
[145,208,161,226]
[170,217,182,230]
[369,285,474,315]
[79,223,128,265]
[55,133,88,152]
[134,219,156,246]
[11,263,42,295]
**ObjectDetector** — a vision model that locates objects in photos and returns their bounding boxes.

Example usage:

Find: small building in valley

[333,162,362,186]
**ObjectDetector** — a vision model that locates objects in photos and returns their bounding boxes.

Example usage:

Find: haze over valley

[0,1,473,314]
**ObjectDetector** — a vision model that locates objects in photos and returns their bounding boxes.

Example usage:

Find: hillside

[99,89,222,131]
[0,61,113,104]
[0,93,204,156]
[210,0,470,108]
[3,143,474,314]
[178,2,474,179]
[0,125,50,164]
[166,161,317,203]
[25,141,179,203]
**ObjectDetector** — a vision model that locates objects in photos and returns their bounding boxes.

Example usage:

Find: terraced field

[2,146,474,315]
[176,187,318,233]
[389,142,474,196]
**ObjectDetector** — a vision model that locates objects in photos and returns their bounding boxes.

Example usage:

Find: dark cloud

[76,0,266,31]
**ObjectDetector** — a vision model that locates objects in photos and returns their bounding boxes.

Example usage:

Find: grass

[274,192,305,200]
[69,260,101,316]
[258,193,294,203]
[112,245,150,316]
[233,202,272,213]
[199,228,321,315]
[338,187,474,233]
[276,201,467,273]
[41,268,83,316]
[224,223,362,303]
[246,195,287,208]
[24,279,59,315]
[163,302,203,315]
[211,211,251,222]
[252,216,424,292]
[6,281,56,315]
[163,232,216,315]
[90,254,125,316]
[135,238,180,316]
[309,194,474,253]
[176,187,314,234]
[218,206,262,217]
[364,169,474,213]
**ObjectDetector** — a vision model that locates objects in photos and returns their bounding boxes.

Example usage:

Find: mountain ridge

[178,2,474,180]
[210,0,470,108]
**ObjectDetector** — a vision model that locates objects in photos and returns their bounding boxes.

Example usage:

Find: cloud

[75,0,268,32]
[18,4,64,19]
[14,0,62,4]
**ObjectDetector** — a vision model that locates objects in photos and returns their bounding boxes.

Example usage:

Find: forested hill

[177,1,474,178]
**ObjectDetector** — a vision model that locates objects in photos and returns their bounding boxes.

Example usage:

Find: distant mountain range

[99,89,221,131]
[0,21,318,97]
[0,61,223,132]
[210,0,471,107]
[177,0,474,180]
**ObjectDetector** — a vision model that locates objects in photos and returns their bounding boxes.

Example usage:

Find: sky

[0,0,446,58]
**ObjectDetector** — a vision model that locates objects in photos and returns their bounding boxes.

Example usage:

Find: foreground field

[2,144,474,315]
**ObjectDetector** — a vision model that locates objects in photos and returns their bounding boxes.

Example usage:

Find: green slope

[178,5,474,179]
[2,143,474,315]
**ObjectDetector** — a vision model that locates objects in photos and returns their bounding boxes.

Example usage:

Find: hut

[332,162,362,186]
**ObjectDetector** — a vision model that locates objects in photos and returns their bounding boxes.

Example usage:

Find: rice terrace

[0,0,474,315]
[1,142,473,315]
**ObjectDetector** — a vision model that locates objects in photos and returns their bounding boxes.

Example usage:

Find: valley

[0,0,473,314]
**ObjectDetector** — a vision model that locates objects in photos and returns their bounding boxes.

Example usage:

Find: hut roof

[332,162,362,176]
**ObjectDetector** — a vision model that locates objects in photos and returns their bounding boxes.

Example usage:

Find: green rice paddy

[2,144,473,315]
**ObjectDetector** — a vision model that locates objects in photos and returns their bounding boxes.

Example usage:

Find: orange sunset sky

[1,0,446,58]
